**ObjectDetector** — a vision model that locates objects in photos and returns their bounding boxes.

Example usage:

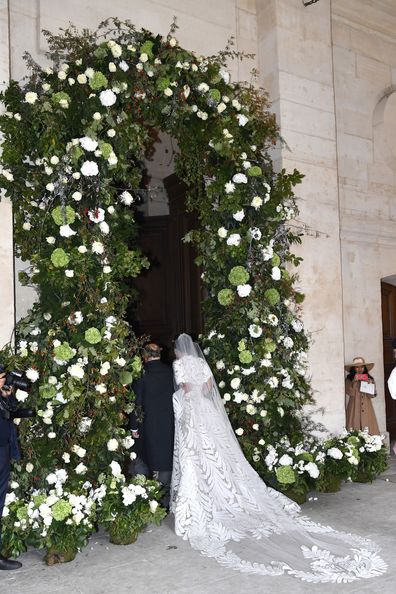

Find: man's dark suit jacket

[129,359,174,471]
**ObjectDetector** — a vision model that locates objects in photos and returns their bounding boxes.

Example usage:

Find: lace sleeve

[173,359,186,386]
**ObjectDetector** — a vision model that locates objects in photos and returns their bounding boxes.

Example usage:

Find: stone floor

[2,459,396,594]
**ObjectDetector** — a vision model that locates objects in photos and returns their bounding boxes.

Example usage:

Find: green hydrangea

[157,77,170,91]
[52,91,71,105]
[264,338,276,353]
[209,89,221,103]
[228,266,249,286]
[52,500,72,522]
[264,288,280,306]
[54,342,75,361]
[39,384,57,399]
[271,254,281,267]
[238,339,246,352]
[32,494,47,507]
[98,141,113,159]
[132,356,142,374]
[94,45,108,59]
[299,452,314,462]
[247,166,262,177]
[120,371,133,385]
[16,505,28,521]
[217,288,234,306]
[239,350,253,364]
[140,40,154,57]
[347,436,360,446]
[276,465,296,485]
[89,71,108,90]
[51,205,76,226]
[85,327,102,344]
[51,248,70,268]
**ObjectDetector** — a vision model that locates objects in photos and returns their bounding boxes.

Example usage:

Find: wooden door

[130,175,203,354]
[381,281,396,440]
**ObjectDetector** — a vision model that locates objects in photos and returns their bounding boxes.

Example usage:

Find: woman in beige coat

[345,356,380,435]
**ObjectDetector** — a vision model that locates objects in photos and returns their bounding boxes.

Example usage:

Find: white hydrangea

[92,241,104,254]
[99,89,117,107]
[279,454,293,466]
[226,233,241,247]
[237,284,252,298]
[327,447,343,460]
[80,137,98,152]
[233,210,245,222]
[119,191,134,206]
[80,161,99,176]
[237,114,249,126]
[107,439,119,452]
[26,368,39,382]
[232,173,248,184]
[75,463,87,475]
[68,364,84,379]
[25,91,38,104]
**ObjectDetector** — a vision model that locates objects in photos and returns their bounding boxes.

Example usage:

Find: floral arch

[0,19,385,561]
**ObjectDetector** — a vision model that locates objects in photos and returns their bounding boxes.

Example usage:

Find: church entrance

[381,280,396,444]
[129,174,203,356]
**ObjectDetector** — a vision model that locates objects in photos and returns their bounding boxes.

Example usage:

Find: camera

[0,364,35,420]
[0,364,31,392]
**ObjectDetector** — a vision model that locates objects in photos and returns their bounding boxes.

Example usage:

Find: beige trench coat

[345,378,380,435]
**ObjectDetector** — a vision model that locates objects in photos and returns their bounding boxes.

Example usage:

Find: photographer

[0,371,22,570]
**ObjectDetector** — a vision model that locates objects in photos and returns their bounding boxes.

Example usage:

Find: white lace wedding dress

[170,334,387,583]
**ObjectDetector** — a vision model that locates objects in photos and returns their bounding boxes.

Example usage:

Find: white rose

[60,225,76,238]
[149,500,158,513]
[115,357,126,367]
[233,210,245,222]
[58,70,67,80]
[271,266,281,281]
[217,227,227,238]
[103,266,112,274]
[25,91,38,104]
[50,155,59,165]
[226,233,241,247]
[217,102,227,114]
[110,461,122,477]
[46,182,55,192]
[164,88,173,97]
[235,428,244,436]
[65,269,74,278]
[237,284,252,297]
[68,364,84,379]
[232,173,248,184]
[77,74,87,84]
[99,89,117,107]
[108,62,117,72]
[230,378,241,390]
[95,384,107,394]
[26,463,34,473]
[237,114,249,126]
[23,222,31,231]
[48,432,56,439]
[72,191,82,202]
[111,44,122,58]
[80,137,98,152]
[78,245,87,254]
[62,453,71,463]
[251,196,263,210]
[75,463,87,475]
[107,129,116,137]
[26,368,39,382]
[93,112,101,121]
[81,161,99,176]
[92,241,104,254]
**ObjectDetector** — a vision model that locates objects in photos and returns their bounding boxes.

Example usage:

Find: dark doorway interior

[381,281,396,443]
[130,174,203,354]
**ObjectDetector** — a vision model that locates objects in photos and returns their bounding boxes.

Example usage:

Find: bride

[170,334,387,583]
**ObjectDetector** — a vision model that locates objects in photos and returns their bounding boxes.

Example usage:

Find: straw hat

[344,356,374,372]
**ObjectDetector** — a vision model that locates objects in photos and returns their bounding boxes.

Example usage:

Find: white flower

[78,245,87,254]
[251,196,263,210]
[100,361,111,376]
[95,384,107,394]
[77,74,87,84]
[262,245,274,261]
[198,82,209,93]
[219,68,230,84]
[46,182,55,192]
[68,364,84,379]
[72,445,86,458]
[283,337,294,349]
[60,225,76,238]
[93,112,101,121]
[99,89,117,107]
[230,378,241,390]
[149,500,158,513]
[271,266,281,281]
[268,376,279,388]
[108,62,117,72]
[233,210,245,222]
[292,319,303,333]
[92,241,104,254]
[50,155,59,165]
[58,70,67,80]
[75,463,87,475]
[327,447,343,460]
[23,222,31,231]
[249,324,262,338]
[217,227,227,238]
[232,99,241,110]
[120,191,134,206]
[164,88,173,97]
[237,284,252,297]
[25,91,38,104]
[223,393,231,401]
[88,208,105,223]
[62,453,71,463]
[216,360,225,370]
[103,266,112,274]
[108,152,118,165]
[119,61,129,72]
[115,357,126,367]
[217,102,227,114]
[68,311,83,325]
[235,428,244,436]
[279,454,293,466]
[15,389,29,402]
[26,368,39,382]
[305,462,320,479]
[110,460,122,477]
[226,233,241,247]
[169,37,177,47]
[80,137,98,152]
[249,227,262,241]
[232,173,248,184]
[237,114,249,126]
[111,44,122,58]
[224,182,235,194]
[99,221,110,235]
[80,161,99,176]
[26,462,34,472]
[107,129,116,138]
[65,269,74,278]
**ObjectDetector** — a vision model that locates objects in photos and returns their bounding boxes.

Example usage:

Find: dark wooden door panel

[382,281,396,439]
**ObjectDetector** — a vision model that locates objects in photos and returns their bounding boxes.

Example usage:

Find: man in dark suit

[129,343,174,509]
[0,371,22,570]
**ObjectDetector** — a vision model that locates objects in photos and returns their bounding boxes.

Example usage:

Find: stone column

[0,0,15,349]
[256,0,346,433]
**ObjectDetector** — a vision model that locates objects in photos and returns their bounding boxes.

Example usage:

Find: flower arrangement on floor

[0,18,386,561]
